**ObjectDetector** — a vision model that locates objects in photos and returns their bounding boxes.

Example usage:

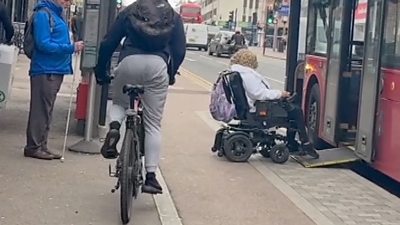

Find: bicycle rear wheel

[120,129,136,224]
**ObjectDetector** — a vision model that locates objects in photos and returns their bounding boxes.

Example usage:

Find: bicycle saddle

[123,84,144,95]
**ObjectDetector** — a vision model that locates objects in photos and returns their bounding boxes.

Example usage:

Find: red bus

[286,0,400,182]
[179,3,203,24]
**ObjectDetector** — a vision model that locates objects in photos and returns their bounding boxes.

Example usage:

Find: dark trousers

[25,75,64,152]
[286,104,310,144]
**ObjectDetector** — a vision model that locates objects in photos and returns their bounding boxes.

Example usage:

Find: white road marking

[198,55,212,60]
[185,57,196,62]
[197,54,229,66]
[266,77,285,84]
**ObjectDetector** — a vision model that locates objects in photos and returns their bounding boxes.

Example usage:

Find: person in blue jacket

[24,0,84,160]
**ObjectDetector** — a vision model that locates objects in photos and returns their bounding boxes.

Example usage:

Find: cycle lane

[159,73,315,225]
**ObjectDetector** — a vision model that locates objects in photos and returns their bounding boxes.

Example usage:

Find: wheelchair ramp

[291,147,360,168]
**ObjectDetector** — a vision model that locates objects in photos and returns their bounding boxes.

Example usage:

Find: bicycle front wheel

[120,129,136,224]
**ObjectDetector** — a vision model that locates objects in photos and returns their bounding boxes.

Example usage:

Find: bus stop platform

[1,55,400,225]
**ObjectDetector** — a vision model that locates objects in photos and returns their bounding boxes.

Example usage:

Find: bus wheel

[306,84,325,149]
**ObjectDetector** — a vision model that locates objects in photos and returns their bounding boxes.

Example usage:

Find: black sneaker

[142,172,163,194]
[100,121,121,159]
[302,142,319,159]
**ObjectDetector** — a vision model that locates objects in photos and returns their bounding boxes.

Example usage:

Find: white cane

[60,53,79,163]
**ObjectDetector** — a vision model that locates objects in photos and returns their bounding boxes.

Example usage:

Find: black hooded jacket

[96,3,186,83]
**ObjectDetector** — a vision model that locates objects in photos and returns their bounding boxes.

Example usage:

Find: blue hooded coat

[30,0,74,76]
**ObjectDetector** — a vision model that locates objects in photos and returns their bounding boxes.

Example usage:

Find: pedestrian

[0,1,14,44]
[24,0,84,160]
[71,11,83,42]
[94,0,186,194]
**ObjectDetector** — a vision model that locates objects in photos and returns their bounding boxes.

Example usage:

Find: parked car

[208,31,247,57]
[208,31,234,57]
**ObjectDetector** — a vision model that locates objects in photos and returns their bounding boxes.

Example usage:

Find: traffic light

[116,0,122,9]
[228,10,234,23]
[267,10,275,25]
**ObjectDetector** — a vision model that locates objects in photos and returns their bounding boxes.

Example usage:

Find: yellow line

[180,67,213,90]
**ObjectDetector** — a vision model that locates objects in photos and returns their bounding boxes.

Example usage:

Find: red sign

[355,2,367,20]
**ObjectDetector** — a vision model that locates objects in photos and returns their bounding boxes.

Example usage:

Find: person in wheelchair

[229,49,319,159]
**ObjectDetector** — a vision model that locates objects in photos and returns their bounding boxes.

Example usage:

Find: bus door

[321,0,353,143]
[355,0,385,162]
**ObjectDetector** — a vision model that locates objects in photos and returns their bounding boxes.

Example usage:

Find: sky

[123,0,180,7]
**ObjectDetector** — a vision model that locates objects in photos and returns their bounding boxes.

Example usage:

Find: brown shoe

[43,150,62,159]
[24,150,54,160]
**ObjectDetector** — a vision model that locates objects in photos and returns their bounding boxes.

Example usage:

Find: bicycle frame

[126,93,145,156]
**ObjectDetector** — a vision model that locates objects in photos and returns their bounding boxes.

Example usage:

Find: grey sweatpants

[25,75,64,152]
[110,55,169,173]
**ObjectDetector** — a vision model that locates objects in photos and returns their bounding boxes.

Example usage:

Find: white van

[185,23,209,51]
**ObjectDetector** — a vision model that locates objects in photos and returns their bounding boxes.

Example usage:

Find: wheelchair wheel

[270,144,290,164]
[223,133,253,162]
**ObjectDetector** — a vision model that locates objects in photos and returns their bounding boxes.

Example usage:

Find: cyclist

[230,31,246,53]
[95,0,186,194]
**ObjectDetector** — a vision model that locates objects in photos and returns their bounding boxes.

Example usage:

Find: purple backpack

[209,71,237,123]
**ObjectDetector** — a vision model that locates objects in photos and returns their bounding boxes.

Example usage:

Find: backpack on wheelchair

[210,70,298,164]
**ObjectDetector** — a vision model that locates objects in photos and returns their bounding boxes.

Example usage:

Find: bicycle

[109,84,145,224]
[12,22,25,54]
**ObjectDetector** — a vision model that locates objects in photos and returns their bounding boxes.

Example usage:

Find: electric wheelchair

[211,70,299,164]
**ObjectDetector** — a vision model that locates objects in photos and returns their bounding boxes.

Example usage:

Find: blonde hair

[230,49,258,69]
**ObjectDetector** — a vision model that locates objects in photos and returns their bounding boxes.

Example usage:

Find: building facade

[200,0,290,45]
[201,0,289,31]
[201,0,274,28]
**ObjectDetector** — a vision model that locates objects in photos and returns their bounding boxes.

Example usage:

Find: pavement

[1,52,400,225]
[0,55,162,225]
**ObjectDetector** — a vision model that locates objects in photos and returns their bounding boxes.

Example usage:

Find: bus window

[381,0,400,69]
[306,0,330,55]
